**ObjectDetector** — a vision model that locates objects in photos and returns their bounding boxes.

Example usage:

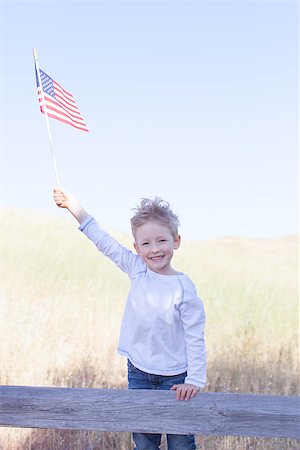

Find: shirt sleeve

[79,216,144,277]
[179,281,206,388]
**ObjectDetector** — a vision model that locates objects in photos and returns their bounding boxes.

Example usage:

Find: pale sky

[0,0,298,240]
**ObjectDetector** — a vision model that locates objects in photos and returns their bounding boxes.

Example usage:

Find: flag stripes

[36,68,89,132]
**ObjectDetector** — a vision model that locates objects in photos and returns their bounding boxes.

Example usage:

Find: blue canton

[36,69,55,98]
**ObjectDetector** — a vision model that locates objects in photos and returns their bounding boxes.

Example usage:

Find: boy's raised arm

[53,188,89,224]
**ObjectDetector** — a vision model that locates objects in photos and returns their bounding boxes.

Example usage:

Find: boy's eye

[142,242,149,246]
[159,239,166,242]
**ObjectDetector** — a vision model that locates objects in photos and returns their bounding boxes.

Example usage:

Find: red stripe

[52,80,74,100]
[47,96,82,120]
[39,97,82,123]
[43,102,88,128]
[54,90,79,112]
[53,82,76,104]
[39,97,87,127]
[39,95,86,123]
[41,105,89,131]
[55,90,76,107]
[41,109,89,131]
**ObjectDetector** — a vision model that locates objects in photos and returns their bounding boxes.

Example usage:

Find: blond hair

[130,197,180,239]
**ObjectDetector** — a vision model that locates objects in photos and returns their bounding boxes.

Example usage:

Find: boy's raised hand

[53,188,89,224]
[53,188,71,209]
[170,383,200,401]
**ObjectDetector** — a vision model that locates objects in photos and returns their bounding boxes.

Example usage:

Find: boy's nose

[150,243,159,253]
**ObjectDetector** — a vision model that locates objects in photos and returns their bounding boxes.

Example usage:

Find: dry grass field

[0,209,299,449]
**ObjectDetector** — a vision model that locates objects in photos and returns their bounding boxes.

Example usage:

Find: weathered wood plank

[0,386,299,438]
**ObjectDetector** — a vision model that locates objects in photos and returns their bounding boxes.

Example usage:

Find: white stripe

[54,90,81,115]
[39,92,86,123]
[41,97,87,126]
[43,106,88,130]
[53,81,75,103]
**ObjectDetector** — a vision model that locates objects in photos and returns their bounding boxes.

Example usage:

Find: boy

[54,189,206,450]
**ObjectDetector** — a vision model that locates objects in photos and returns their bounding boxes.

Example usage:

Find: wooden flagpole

[33,48,60,187]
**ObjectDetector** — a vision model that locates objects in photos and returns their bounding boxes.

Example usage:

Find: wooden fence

[0,386,299,439]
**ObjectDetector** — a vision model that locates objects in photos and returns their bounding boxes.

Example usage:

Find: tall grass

[0,209,298,449]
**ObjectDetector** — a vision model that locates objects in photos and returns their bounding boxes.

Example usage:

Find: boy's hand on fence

[170,383,200,401]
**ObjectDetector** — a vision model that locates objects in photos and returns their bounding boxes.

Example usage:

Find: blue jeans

[127,359,196,450]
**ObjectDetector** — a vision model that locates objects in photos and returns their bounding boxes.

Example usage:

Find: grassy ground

[0,209,298,449]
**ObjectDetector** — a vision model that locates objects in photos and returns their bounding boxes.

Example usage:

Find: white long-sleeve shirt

[80,216,206,388]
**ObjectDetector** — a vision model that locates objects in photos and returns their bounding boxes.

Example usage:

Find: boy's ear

[133,241,140,254]
[174,234,181,250]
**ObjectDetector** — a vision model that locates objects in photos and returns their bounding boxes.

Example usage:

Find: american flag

[35,68,89,132]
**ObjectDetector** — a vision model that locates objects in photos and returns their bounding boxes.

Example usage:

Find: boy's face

[133,221,180,275]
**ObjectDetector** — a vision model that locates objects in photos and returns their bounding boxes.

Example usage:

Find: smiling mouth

[150,255,164,261]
